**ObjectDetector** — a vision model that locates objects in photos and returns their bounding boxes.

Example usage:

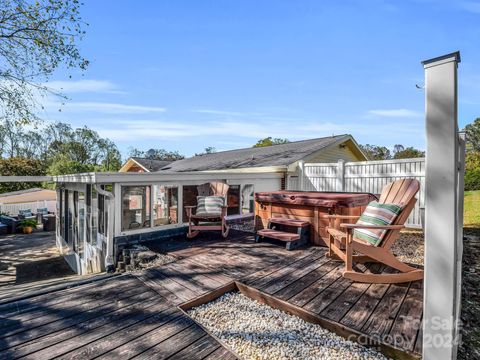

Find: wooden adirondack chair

[326,179,423,284]
[186,181,230,239]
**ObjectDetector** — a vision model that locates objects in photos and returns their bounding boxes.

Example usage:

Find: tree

[359,144,391,160]
[393,146,425,159]
[0,0,88,123]
[47,154,95,176]
[0,157,45,193]
[0,120,122,173]
[465,151,480,191]
[465,118,480,152]
[393,144,404,154]
[128,148,184,161]
[195,146,216,156]
[253,137,290,147]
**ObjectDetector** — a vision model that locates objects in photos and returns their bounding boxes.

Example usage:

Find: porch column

[422,51,463,360]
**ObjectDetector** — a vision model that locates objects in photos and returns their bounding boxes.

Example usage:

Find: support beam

[0,176,53,182]
[422,51,463,360]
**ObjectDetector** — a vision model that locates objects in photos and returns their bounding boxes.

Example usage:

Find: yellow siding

[306,142,362,163]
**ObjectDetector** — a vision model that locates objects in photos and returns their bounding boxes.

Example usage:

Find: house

[0,187,56,204]
[119,157,172,172]
[51,134,366,275]
[0,187,57,215]
[120,134,366,178]
[158,134,367,172]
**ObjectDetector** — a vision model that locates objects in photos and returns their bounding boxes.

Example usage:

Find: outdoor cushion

[196,196,225,216]
[18,209,33,217]
[37,208,48,215]
[353,201,403,246]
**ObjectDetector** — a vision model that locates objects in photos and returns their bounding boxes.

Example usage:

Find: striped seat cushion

[196,196,225,216]
[353,201,403,246]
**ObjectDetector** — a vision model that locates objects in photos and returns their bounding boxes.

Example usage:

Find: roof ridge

[184,134,350,159]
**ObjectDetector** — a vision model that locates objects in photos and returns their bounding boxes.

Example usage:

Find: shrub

[465,168,480,191]
[19,219,38,229]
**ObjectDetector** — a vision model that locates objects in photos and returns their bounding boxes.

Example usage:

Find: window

[242,184,255,214]
[153,185,178,226]
[121,186,151,231]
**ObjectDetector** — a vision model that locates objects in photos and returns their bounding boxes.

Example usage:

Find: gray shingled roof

[160,135,351,172]
[132,158,172,172]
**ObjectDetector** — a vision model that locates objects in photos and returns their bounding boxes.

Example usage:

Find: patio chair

[326,178,423,284]
[186,181,230,239]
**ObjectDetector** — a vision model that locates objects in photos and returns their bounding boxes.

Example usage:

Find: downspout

[95,184,115,273]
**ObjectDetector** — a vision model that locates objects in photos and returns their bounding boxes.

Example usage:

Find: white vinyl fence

[0,200,56,216]
[287,158,426,228]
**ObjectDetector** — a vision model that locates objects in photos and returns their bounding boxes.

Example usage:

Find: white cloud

[367,108,422,118]
[45,101,167,114]
[461,1,480,14]
[92,117,423,144]
[193,109,246,116]
[43,79,126,94]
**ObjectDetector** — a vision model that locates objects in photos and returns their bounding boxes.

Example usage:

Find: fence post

[336,159,345,192]
[422,51,462,360]
[299,160,305,191]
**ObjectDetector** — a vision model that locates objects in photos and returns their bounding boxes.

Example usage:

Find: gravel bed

[135,253,176,269]
[229,219,255,233]
[391,230,424,265]
[188,292,388,360]
[118,245,177,272]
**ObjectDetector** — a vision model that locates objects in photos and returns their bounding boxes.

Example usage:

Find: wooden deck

[0,230,423,359]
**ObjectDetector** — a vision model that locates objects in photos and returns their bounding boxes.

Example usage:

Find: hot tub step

[269,217,310,228]
[256,229,300,241]
[255,228,308,250]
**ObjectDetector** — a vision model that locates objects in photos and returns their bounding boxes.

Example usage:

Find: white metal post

[422,51,462,360]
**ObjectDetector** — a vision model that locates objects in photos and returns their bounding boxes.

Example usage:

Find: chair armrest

[325,215,361,220]
[340,223,405,230]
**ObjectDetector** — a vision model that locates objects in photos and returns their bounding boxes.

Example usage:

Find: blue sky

[41,0,480,158]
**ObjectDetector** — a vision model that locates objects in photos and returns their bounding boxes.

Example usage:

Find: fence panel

[287,158,426,228]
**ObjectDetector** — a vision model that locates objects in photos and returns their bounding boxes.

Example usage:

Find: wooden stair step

[257,229,300,242]
[269,217,310,227]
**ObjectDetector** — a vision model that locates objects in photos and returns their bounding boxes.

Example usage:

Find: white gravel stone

[188,292,389,360]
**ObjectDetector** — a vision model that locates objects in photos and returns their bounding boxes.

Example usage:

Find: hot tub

[254,191,377,246]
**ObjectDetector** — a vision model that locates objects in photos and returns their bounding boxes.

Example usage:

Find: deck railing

[287,158,426,228]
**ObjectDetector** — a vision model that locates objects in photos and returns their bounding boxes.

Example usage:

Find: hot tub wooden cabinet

[254,191,376,246]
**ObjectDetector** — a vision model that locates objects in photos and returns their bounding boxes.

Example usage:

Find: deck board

[1,230,422,359]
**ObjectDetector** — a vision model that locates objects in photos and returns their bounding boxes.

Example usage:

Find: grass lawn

[464,190,480,228]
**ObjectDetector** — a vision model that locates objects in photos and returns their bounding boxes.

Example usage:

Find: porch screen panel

[227,185,240,215]
[91,186,98,245]
[121,186,151,231]
[242,184,254,214]
[182,185,198,221]
[78,191,85,259]
[67,190,74,245]
[153,185,178,226]
[59,189,65,240]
